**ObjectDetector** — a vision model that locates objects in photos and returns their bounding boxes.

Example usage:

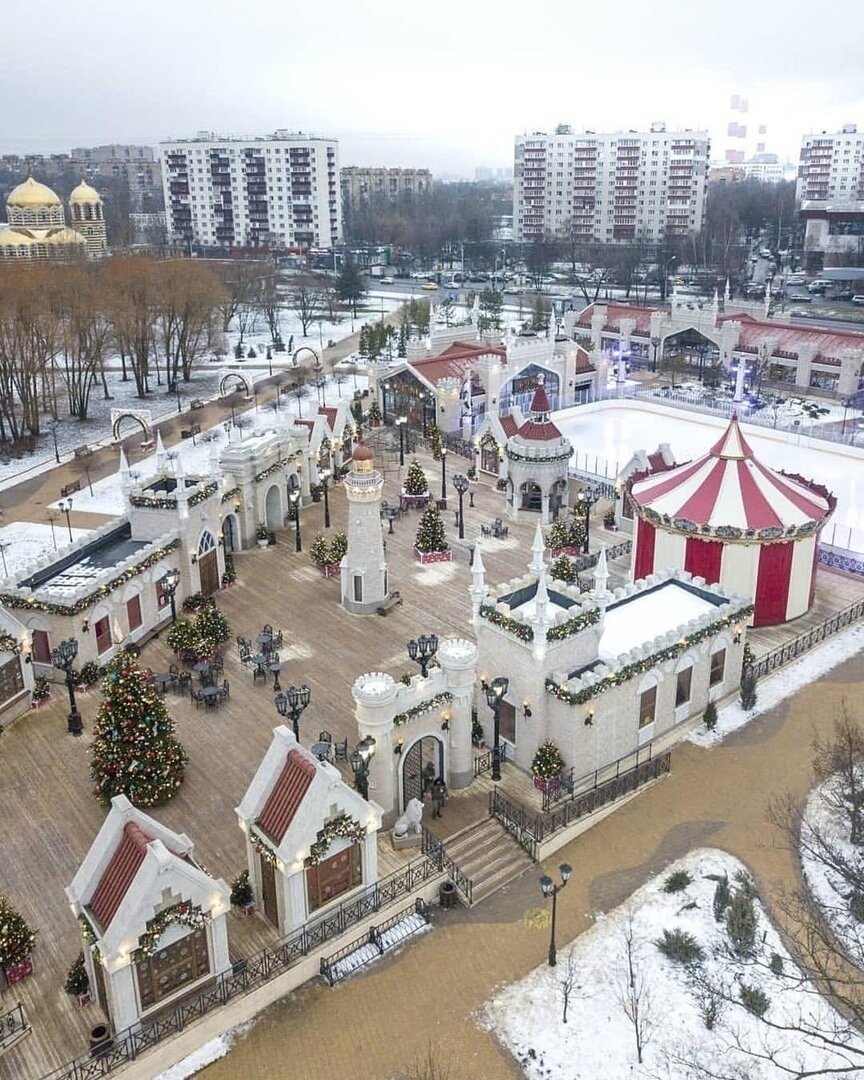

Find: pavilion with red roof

[629,416,835,625]
[503,383,573,523]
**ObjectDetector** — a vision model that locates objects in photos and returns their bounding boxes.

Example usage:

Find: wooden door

[199,550,219,596]
[92,954,107,1012]
[94,616,111,655]
[31,629,50,664]
[259,853,279,927]
[305,845,362,913]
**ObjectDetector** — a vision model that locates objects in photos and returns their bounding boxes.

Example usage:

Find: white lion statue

[393,797,424,838]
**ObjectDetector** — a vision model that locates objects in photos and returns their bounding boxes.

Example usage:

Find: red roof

[517,420,563,441]
[409,341,506,387]
[90,822,153,929]
[294,419,314,440]
[573,345,594,372]
[500,414,519,437]
[318,407,338,431]
[529,383,551,414]
[718,313,864,364]
[575,303,654,335]
[257,749,316,843]
[352,441,374,462]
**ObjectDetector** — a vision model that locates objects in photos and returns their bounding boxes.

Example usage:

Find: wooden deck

[2,436,862,1078]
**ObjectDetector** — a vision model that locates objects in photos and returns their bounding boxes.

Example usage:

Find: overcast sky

[3,0,863,176]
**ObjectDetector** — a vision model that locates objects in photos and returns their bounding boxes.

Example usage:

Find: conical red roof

[529,383,552,415]
[516,382,562,441]
[630,416,831,531]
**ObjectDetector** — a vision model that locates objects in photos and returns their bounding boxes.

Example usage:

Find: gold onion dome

[69,180,101,203]
[7,176,62,208]
[44,227,87,245]
[0,230,35,246]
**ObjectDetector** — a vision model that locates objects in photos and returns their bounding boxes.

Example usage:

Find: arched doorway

[402,735,444,810]
[264,484,282,529]
[661,329,720,382]
[221,514,237,552]
[197,530,219,595]
[499,365,560,414]
[520,480,542,512]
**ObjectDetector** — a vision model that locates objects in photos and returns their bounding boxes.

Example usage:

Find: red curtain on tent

[634,518,656,580]
[684,537,723,584]
[754,542,794,626]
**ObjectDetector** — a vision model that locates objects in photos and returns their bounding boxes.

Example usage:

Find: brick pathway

[199,655,864,1080]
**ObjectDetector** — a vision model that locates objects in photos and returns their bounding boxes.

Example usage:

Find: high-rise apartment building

[340,166,432,212]
[159,130,341,250]
[797,124,864,259]
[513,122,710,245]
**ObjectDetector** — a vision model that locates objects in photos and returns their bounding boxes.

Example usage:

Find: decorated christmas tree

[368,400,382,426]
[403,459,428,496]
[414,502,449,553]
[531,739,565,780]
[550,554,576,584]
[546,519,570,550]
[429,425,442,461]
[0,895,37,969]
[195,600,230,647]
[90,653,187,807]
[330,531,348,563]
[309,533,330,566]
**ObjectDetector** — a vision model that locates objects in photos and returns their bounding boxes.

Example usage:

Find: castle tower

[341,442,388,614]
[503,382,572,524]
[69,180,108,255]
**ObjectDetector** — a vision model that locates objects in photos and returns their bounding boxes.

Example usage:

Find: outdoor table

[151,673,174,694]
[311,741,332,762]
[193,660,212,676]
[257,633,274,653]
[200,686,224,708]
[250,653,268,678]
[268,660,282,692]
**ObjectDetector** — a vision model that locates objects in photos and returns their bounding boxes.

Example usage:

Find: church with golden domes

[0,176,108,261]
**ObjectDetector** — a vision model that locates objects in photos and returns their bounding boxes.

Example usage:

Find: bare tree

[105,255,159,397]
[393,1042,451,1080]
[289,368,310,417]
[214,260,267,334]
[559,947,579,1024]
[615,907,656,1066]
[812,705,864,846]
[54,264,112,419]
[288,275,326,337]
[255,272,283,343]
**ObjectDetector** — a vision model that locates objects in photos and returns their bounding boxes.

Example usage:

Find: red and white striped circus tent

[628,416,835,626]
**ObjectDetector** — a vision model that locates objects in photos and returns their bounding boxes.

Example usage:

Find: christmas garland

[77,913,97,945]
[250,829,278,867]
[0,539,182,616]
[133,900,209,960]
[392,692,453,727]
[129,494,178,509]
[305,814,366,866]
[0,634,18,653]
[545,605,754,705]
[546,608,601,642]
[479,604,534,643]
[188,482,219,507]
[221,486,240,505]
[506,447,572,464]
[254,453,302,485]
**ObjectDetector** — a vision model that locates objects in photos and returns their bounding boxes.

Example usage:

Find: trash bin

[439,881,457,909]
[89,1024,113,1058]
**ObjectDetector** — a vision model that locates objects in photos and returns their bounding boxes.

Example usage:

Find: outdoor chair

[169,663,179,676]
[212,654,224,673]
[271,630,283,649]
[190,688,203,708]
[333,738,349,761]
[252,663,267,682]
[318,730,332,744]
[176,671,191,694]
[262,623,273,635]
[221,680,230,699]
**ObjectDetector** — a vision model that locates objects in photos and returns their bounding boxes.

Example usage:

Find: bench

[60,480,81,498]
[189,399,205,410]
[377,591,403,617]
[73,445,93,460]
[180,424,201,439]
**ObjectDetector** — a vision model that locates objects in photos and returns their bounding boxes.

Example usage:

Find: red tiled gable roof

[517,419,563,442]
[500,414,519,437]
[647,450,675,474]
[318,407,338,431]
[257,749,316,843]
[409,341,507,387]
[90,822,153,930]
[294,419,314,441]
[574,345,594,372]
[575,303,654,335]
[718,313,864,364]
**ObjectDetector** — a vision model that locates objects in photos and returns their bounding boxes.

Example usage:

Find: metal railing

[490,750,672,860]
[37,853,443,1080]
[567,470,617,499]
[541,742,654,812]
[0,1001,29,1053]
[753,597,864,679]
[569,539,632,574]
[319,898,431,985]
[473,742,508,777]
[421,827,474,905]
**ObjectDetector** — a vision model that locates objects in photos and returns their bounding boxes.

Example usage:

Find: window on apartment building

[709,649,726,687]
[639,686,657,729]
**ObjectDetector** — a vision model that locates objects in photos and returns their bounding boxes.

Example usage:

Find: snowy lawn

[486,848,864,1079]
[0,521,89,585]
[688,621,864,748]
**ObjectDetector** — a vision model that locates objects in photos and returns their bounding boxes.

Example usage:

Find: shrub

[531,740,565,781]
[703,700,718,731]
[64,953,90,996]
[221,552,236,586]
[713,875,730,922]
[726,891,758,956]
[769,952,784,976]
[32,675,51,705]
[181,592,209,614]
[471,711,484,744]
[663,870,692,894]
[256,522,270,541]
[78,661,101,687]
[738,983,770,1017]
[734,870,758,900]
[550,554,576,584]
[656,928,703,965]
[694,982,722,1030]
[230,870,254,907]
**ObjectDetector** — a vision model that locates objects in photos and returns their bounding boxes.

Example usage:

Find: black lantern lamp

[320,467,332,529]
[407,633,438,678]
[162,567,181,623]
[484,675,509,781]
[350,734,376,799]
[52,637,83,736]
[290,490,302,552]
[396,415,407,466]
[539,863,572,967]
[575,486,601,554]
[453,473,469,540]
[274,683,311,741]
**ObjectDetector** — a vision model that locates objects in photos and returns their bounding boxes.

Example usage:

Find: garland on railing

[129,494,178,509]
[188,481,219,507]
[133,900,209,960]
[545,605,754,705]
[0,539,182,616]
[221,486,240,505]
[250,829,278,867]
[306,814,366,866]
[392,692,453,727]
[254,453,302,484]
[479,604,534,642]
[506,447,573,464]
[546,608,601,641]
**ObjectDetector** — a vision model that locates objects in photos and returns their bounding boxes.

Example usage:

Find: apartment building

[1,146,162,211]
[159,130,341,251]
[513,122,710,245]
[797,124,864,260]
[340,166,432,211]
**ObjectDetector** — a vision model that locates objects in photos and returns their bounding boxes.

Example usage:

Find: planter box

[550,546,581,558]
[533,776,556,793]
[413,548,452,565]
[76,991,93,1007]
[4,955,33,985]
[256,539,269,549]
[320,563,341,579]
[400,493,430,508]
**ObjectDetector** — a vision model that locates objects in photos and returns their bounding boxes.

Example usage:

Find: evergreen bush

[663,870,692,894]
[769,952,784,976]
[230,870,254,907]
[703,700,718,731]
[655,928,704,966]
[740,667,758,711]
[403,459,428,496]
[738,983,770,1017]
[725,890,758,956]
[713,875,730,922]
[64,953,90,996]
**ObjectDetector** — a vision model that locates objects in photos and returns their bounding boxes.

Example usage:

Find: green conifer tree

[414,502,448,553]
[403,459,428,495]
[551,554,576,584]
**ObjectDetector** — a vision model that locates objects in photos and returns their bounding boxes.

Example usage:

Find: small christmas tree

[414,502,448,553]
[330,531,348,563]
[309,533,330,566]
[90,653,187,807]
[546,519,570,550]
[368,400,382,426]
[567,515,587,549]
[551,554,576,584]
[403,459,428,496]
[531,740,565,780]
[740,667,758,711]
[0,895,37,969]
[703,700,718,731]
[429,425,442,461]
[195,600,230,647]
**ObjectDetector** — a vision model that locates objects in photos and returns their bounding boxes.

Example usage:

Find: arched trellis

[111,411,152,443]
[219,372,253,398]
[292,346,320,369]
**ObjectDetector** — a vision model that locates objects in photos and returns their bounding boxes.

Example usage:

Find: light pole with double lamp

[320,468,332,529]
[440,447,448,503]
[576,487,601,554]
[650,336,660,373]
[539,863,572,967]
[485,675,509,782]
[453,473,468,540]
[290,490,302,552]
[274,683,311,742]
[161,568,180,623]
[350,735,376,799]
[407,633,438,677]
[58,497,74,542]
[396,415,407,467]
[52,637,83,736]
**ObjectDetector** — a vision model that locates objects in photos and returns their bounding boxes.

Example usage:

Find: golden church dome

[0,229,35,246]
[7,177,62,209]
[69,180,102,204]
[44,227,87,246]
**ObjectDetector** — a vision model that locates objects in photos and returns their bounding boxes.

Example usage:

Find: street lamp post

[58,497,74,542]
[453,473,468,540]
[50,421,60,464]
[350,735,376,800]
[161,568,180,623]
[575,487,600,554]
[485,675,509,782]
[407,633,438,678]
[290,490,302,552]
[539,863,572,967]
[440,447,448,503]
[650,336,660,373]
[52,637,83,736]
[274,684,312,742]
[397,416,407,467]
[320,468,332,529]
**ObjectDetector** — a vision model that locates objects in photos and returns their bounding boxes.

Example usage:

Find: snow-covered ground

[486,848,864,1079]
[326,911,431,982]
[556,399,864,552]
[0,521,88,584]
[154,1019,255,1080]
[45,374,367,518]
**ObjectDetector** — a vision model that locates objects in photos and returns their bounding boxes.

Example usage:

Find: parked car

[378,277,395,284]
[853,295,864,306]
[836,289,855,301]
[421,282,438,291]
[788,293,813,303]
[786,274,806,286]
[759,248,773,258]
[808,279,832,293]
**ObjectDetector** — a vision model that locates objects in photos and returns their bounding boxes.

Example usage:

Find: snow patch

[0,521,89,584]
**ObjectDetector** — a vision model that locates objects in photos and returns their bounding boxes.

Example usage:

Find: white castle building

[340,442,389,614]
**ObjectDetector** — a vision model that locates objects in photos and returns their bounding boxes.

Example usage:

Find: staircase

[444,817,535,905]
